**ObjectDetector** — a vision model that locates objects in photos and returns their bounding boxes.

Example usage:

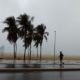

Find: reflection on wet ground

[0,60,80,80]
[0,72,80,80]
[0,60,80,68]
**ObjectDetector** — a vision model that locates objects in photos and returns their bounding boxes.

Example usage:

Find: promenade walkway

[0,60,79,72]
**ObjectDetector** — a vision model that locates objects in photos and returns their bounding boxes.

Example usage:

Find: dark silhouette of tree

[2,14,49,63]
[35,24,49,61]
[23,24,34,60]
[27,24,34,60]
[2,16,18,62]
[34,41,39,59]
[17,13,34,62]
[33,30,41,59]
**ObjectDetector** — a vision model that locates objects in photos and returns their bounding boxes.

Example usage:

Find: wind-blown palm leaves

[34,24,49,60]
[2,13,49,62]
[17,14,34,61]
[2,16,18,61]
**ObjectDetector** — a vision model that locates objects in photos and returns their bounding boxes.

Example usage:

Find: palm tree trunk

[28,47,29,59]
[40,45,42,61]
[37,47,38,60]
[24,30,26,62]
[13,43,16,63]
[16,43,17,59]
[24,47,26,62]
[30,44,31,60]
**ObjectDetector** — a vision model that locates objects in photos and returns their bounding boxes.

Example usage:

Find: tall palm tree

[2,16,18,62]
[34,41,39,59]
[27,24,34,60]
[35,24,49,61]
[33,31,41,59]
[23,26,33,60]
[17,13,34,62]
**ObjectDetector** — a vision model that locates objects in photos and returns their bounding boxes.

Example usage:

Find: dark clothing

[59,51,64,64]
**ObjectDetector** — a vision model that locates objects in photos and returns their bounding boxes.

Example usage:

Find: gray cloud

[0,0,80,55]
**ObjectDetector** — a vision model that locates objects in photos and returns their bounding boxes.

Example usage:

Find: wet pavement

[0,60,80,69]
[0,60,80,80]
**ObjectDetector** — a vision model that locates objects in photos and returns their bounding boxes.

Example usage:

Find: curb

[0,68,80,72]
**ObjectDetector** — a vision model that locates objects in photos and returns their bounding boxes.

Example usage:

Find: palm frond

[45,32,49,36]
[3,16,18,43]
[2,27,9,32]
[44,35,47,41]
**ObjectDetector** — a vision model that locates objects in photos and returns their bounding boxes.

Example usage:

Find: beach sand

[0,52,80,60]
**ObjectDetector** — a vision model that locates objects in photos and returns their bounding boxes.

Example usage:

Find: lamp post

[54,31,56,64]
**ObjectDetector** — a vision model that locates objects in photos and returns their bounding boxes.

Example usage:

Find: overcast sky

[0,0,80,56]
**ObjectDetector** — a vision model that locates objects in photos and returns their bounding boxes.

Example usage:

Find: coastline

[0,53,80,60]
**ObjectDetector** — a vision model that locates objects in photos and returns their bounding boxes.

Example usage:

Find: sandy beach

[0,53,80,60]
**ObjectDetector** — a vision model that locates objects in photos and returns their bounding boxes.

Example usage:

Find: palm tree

[35,24,49,61]
[17,13,34,62]
[2,16,18,62]
[27,24,34,60]
[23,26,33,60]
[33,31,41,59]
[34,41,39,59]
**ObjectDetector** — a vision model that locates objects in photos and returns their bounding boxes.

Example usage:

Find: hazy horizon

[0,0,80,56]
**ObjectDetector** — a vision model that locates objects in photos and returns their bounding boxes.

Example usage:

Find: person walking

[59,51,64,64]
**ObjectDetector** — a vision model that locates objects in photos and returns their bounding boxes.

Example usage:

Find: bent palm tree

[35,24,49,61]
[27,24,34,60]
[2,16,18,62]
[23,25,33,60]
[33,31,41,59]
[17,13,34,62]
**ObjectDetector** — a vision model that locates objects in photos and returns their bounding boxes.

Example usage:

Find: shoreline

[0,53,80,60]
